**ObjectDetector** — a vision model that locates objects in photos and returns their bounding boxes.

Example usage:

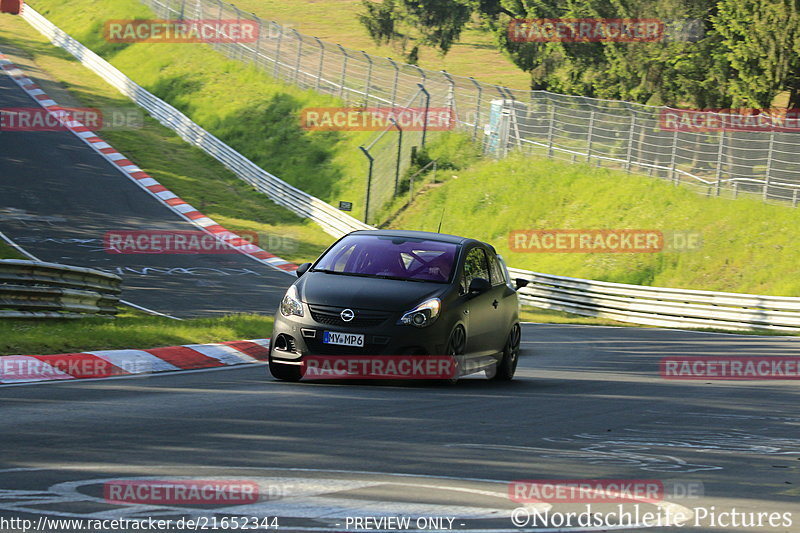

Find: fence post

[388,58,399,108]
[417,83,430,146]
[178,0,186,19]
[234,7,246,60]
[292,30,304,85]
[793,189,798,208]
[392,118,402,196]
[361,51,373,106]
[272,21,283,79]
[547,99,555,159]
[625,111,635,172]
[500,106,512,158]
[252,18,263,66]
[359,146,374,224]
[714,130,725,196]
[586,107,595,162]
[764,130,775,200]
[468,77,482,141]
[313,37,325,92]
[409,163,415,206]
[441,70,456,122]
[670,128,679,184]
[412,64,426,86]
[215,0,223,52]
[337,44,348,101]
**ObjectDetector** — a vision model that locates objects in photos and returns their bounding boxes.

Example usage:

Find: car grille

[308,304,390,328]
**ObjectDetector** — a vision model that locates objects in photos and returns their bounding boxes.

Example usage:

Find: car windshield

[312,234,458,283]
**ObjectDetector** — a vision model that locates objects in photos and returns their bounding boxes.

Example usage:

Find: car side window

[488,253,506,286]
[461,247,490,293]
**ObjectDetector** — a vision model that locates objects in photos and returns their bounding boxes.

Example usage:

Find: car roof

[348,229,489,249]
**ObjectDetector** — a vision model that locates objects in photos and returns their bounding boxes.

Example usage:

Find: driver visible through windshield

[312,235,458,283]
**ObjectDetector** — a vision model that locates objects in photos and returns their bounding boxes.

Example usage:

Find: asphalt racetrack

[1,325,799,532]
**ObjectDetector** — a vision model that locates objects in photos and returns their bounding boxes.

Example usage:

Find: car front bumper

[269,309,453,362]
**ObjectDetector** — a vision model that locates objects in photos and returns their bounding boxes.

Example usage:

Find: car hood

[297,272,446,310]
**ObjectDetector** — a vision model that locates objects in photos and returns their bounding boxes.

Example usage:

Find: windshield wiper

[373,275,428,282]
[311,269,374,278]
[312,269,431,282]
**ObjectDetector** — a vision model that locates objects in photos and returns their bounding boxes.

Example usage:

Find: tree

[359,0,473,62]
[359,0,799,110]
[713,0,800,109]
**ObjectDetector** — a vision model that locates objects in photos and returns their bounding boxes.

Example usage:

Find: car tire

[442,325,466,384]
[268,354,303,382]
[489,323,520,382]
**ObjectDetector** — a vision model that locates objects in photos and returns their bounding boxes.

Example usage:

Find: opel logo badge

[340,308,355,322]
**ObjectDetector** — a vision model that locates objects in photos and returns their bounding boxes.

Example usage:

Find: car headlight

[280,285,304,317]
[398,298,441,328]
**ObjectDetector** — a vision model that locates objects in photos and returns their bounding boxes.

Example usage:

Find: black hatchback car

[268,230,527,382]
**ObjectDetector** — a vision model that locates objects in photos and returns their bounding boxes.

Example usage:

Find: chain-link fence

[359,86,431,224]
[143,0,800,207]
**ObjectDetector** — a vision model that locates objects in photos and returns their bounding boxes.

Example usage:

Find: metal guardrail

[509,268,800,332]
[18,7,800,333]
[0,260,122,318]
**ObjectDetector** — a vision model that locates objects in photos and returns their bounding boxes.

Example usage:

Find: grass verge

[0,241,25,260]
[227,0,532,89]
[0,311,273,356]
[518,307,644,327]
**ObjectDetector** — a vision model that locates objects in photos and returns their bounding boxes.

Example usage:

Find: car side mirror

[296,262,312,277]
[515,278,529,290]
[468,277,491,295]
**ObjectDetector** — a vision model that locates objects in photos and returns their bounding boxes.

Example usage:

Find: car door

[461,246,497,356]
[486,251,518,353]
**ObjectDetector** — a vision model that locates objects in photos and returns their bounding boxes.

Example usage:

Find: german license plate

[322,331,365,347]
